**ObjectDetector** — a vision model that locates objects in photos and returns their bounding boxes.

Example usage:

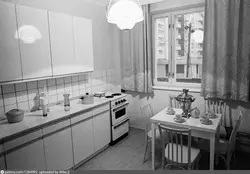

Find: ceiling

[85,0,166,6]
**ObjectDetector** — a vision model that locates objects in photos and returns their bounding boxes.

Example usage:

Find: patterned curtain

[120,5,153,93]
[201,0,250,102]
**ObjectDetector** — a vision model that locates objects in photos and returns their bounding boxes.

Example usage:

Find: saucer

[209,114,218,119]
[174,117,185,123]
[166,111,175,115]
[200,118,212,125]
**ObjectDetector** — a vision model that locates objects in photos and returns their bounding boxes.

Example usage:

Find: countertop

[0,97,110,142]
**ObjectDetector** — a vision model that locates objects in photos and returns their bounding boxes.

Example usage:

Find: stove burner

[112,93,121,96]
[105,96,114,98]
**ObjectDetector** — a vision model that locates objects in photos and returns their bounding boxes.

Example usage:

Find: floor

[76,127,250,170]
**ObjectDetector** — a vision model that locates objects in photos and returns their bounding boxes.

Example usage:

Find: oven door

[111,103,128,125]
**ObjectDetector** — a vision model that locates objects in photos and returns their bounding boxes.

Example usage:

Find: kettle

[63,93,70,107]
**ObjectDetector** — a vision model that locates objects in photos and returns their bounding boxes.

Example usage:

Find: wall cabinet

[16,5,52,79]
[43,127,74,170]
[48,12,76,76]
[5,139,46,170]
[73,17,94,73]
[0,1,22,82]
[71,118,95,165]
[93,111,111,152]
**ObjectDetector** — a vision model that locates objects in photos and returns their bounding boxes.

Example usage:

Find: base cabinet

[0,156,6,170]
[93,111,111,152]
[5,140,46,170]
[43,127,74,170]
[71,118,94,165]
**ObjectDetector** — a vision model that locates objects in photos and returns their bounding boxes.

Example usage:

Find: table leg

[151,123,156,170]
[210,135,215,170]
[215,127,220,165]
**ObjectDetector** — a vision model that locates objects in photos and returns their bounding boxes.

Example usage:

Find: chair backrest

[158,123,192,169]
[204,97,226,114]
[228,111,243,152]
[140,104,154,132]
[170,95,182,109]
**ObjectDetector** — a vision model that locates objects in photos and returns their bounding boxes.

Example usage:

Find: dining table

[150,107,222,170]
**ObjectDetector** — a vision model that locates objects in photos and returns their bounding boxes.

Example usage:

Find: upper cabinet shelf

[0,2,94,84]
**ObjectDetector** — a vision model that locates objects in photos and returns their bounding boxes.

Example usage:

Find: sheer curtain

[120,5,153,93]
[201,0,250,102]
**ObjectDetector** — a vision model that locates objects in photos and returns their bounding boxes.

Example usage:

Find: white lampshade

[107,0,144,30]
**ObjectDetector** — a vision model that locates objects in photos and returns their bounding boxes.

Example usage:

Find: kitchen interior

[0,0,250,171]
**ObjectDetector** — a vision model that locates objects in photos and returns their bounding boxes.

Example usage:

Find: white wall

[125,0,250,133]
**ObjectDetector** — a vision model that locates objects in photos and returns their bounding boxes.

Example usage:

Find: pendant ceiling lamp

[106,0,144,30]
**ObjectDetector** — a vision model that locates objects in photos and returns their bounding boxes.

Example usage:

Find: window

[152,7,204,88]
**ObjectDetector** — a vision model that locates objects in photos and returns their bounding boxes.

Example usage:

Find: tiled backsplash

[0,69,117,119]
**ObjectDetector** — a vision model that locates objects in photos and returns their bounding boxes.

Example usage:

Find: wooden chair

[198,111,243,169]
[141,103,161,163]
[204,97,228,138]
[170,95,182,109]
[158,124,201,170]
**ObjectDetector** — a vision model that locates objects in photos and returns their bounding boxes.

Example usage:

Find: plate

[174,117,185,123]
[200,118,212,125]
[166,111,175,115]
[209,114,218,119]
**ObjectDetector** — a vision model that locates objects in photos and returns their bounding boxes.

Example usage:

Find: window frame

[152,5,205,91]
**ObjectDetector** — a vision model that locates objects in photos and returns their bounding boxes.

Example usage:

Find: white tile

[0,95,3,107]
[65,83,72,92]
[57,85,65,94]
[72,82,79,90]
[48,86,57,95]
[57,93,64,101]
[28,100,35,110]
[38,80,47,88]
[47,79,56,86]
[3,93,16,106]
[38,87,44,94]
[15,83,27,92]
[16,91,28,102]
[72,90,80,97]
[2,84,15,94]
[0,86,2,95]
[27,81,38,90]
[0,106,5,118]
[85,87,92,94]
[72,75,79,82]
[101,70,107,77]
[28,89,39,101]
[91,71,96,78]
[18,101,30,112]
[5,103,17,113]
[68,91,73,99]
[79,88,86,95]
[79,74,85,82]
[107,69,112,76]
[56,78,64,85]
[79,81,85,89]
[49,95,57,104]
[64,76,71,84]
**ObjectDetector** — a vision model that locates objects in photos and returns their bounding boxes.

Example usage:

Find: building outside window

[153,6,204,88]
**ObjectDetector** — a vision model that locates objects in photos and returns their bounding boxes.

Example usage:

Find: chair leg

[143,135,149,163]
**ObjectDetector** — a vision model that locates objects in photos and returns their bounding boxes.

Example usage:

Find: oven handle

[114,118,129,129]
[112,103,129,112]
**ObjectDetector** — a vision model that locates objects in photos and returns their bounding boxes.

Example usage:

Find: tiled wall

[0,69,117,119]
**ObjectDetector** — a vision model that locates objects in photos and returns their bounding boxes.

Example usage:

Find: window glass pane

[174,11,204,83]
[155,17,169,82]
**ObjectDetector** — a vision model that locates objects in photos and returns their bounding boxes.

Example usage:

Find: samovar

[175,89,196,118]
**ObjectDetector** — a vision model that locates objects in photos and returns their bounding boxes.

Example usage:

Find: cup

[175,114,182,120]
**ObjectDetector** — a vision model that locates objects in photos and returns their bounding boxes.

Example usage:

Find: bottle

[40,97,48,117]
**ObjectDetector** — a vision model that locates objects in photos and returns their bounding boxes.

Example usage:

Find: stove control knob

[115,102,118,105]
[123,99,126,102]
[118,101,121,104]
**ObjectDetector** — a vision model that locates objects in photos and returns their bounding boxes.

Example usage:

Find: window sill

[153,85,201,93]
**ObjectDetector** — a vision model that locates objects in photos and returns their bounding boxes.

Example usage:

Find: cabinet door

[0,1,22,82]
[43,128,74,170]
[0,156,6,170]
[73,17,94,72]
[5,139,46,170]
[93,111,111,152]
[71,118,94,165]
[16,5,52,79]
[49,12,76,76]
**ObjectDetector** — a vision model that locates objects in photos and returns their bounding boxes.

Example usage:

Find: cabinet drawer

[42,119,70,136]
[4,129,43,151]
[93,104,110,116]
[71,110,92,125]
